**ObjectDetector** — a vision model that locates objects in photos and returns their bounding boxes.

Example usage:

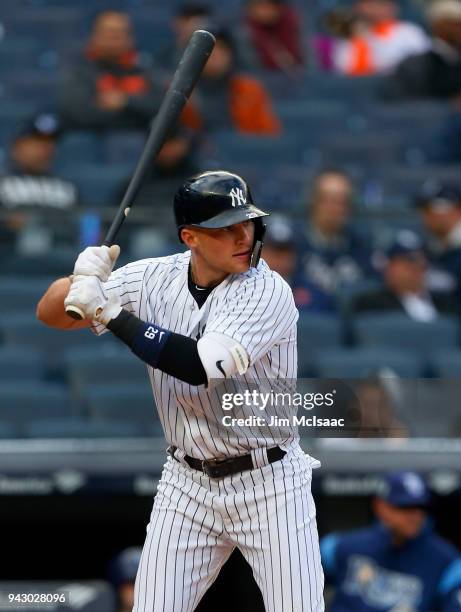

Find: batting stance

[37,171,324,611]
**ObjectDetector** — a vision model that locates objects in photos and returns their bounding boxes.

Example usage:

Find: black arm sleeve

[107,309,207,386]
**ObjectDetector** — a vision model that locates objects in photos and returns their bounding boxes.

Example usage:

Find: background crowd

[1,0,461,438]
[1,1,461,610]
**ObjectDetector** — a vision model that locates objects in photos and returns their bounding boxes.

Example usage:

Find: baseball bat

[66,29,216,320]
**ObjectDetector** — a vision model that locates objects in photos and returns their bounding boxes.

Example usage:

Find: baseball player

[37,170,324,611]
[321,471,461,611]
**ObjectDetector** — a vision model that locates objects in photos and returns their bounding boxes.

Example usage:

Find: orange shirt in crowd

[181,74,281,135]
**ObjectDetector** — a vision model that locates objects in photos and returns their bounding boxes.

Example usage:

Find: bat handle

[65,304,85,320]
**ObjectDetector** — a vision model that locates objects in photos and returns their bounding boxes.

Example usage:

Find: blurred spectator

[353,230,458,321]
[60,11,162,130]
[181,28,281,134]
[153,3,255,76]
[428,109,461,163]
[298,170,376,308]
[0,114,78,255]
[262,214,336,311]
[314,7,364,72]
[382,0,461,99]
[116,128,199,254]
[108,546,142,612]
[323,0,429,76]
[152,3,212,76]
[415,185,461,303]
[321,471,461,611]
[349,377,408,438]
[243,0,304,73]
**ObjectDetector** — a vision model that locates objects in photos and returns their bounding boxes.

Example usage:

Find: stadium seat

[431,349,461,378]
[0,420,18,438]
[208,132,305,167]
[0,382,72,428]
[297,313,343,376]
[0,276,56,315]
[354,314,460,352]
[313,347,423,379]
[56,132,103,168]
[321,131,404,167]
[60,162,135,207]
[103,131,145,165]
[0,313,113,374]
[83,382,157,427]
[65,345,148,398]
[0,346,45,381]
[24,416,147,439]
[2,250,77,277]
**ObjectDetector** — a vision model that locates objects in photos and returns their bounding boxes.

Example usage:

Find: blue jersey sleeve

[439,559,461,611]
[320,533,339,579]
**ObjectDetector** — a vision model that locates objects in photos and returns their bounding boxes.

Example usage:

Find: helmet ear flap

[250,219,266,268]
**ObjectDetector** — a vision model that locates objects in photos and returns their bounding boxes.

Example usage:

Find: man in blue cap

[353,229,457,321]
[321,471,461,610]
[416,185,461,304]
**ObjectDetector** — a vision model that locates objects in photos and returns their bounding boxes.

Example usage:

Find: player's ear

[181,227,197,248]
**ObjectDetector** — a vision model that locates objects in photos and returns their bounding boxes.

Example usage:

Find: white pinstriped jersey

[94,250,299,459]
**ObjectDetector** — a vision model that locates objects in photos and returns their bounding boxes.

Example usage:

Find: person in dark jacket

[416,184,461,303]
[60,11,162,130]
[0,114,78,254]
[353,230,458,320]
[299,169,377,307]
[321,471,461,611]
[243,0,305,73]
[382,0,461,100]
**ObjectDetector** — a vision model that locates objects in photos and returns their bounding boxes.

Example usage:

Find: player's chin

[231,256,251,272]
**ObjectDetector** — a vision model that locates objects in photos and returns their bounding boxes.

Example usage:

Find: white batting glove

[72,245,120,281]
[64,276,121,323]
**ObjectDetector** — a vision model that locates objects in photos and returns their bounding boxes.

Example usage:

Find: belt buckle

[202,457,229,478]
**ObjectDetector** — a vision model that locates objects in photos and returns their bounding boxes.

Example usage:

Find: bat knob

[65,305,85,320]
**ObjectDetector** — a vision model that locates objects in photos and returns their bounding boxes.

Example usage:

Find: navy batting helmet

[174,170,269,267]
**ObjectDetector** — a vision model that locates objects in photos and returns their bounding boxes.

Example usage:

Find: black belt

[168,446,286,479]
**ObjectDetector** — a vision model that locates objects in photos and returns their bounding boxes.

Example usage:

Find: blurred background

[1,0,461,610]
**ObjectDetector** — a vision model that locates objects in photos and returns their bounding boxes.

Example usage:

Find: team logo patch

[229,187,246,207]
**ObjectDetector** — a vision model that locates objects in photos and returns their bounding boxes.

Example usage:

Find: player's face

[183,221,255,285]
[373,498,426,541]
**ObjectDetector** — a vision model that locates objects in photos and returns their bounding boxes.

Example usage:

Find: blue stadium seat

[208,132,305,167]
[321,131,404,167]
[0,276,56,314]
[354,314,460,352]
[376,165,461,203]
[65,345,148,398]
[0,382,72,427]
[103,131,145,165]
[56,132,103,167]
[2,249,77,276]
[431,349,461,378]
[297,313,343,376]
[0,346,45,381]
[24,416,147,439]
[6,70,59,105]
[313,347,423,378]
[276,99,348,135]
[1,313,113,373]
[84,382,158,426]
[60,163,135,207]
[0,420,19,438]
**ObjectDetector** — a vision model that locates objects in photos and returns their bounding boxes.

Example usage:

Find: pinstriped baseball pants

[133,444,324,612]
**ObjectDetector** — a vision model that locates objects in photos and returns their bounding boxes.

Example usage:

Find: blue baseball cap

[385,230,425,260]
[415,184,461,211]
[379,471,430,508]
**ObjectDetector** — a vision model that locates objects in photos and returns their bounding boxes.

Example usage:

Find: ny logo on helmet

[229,187,246,207]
